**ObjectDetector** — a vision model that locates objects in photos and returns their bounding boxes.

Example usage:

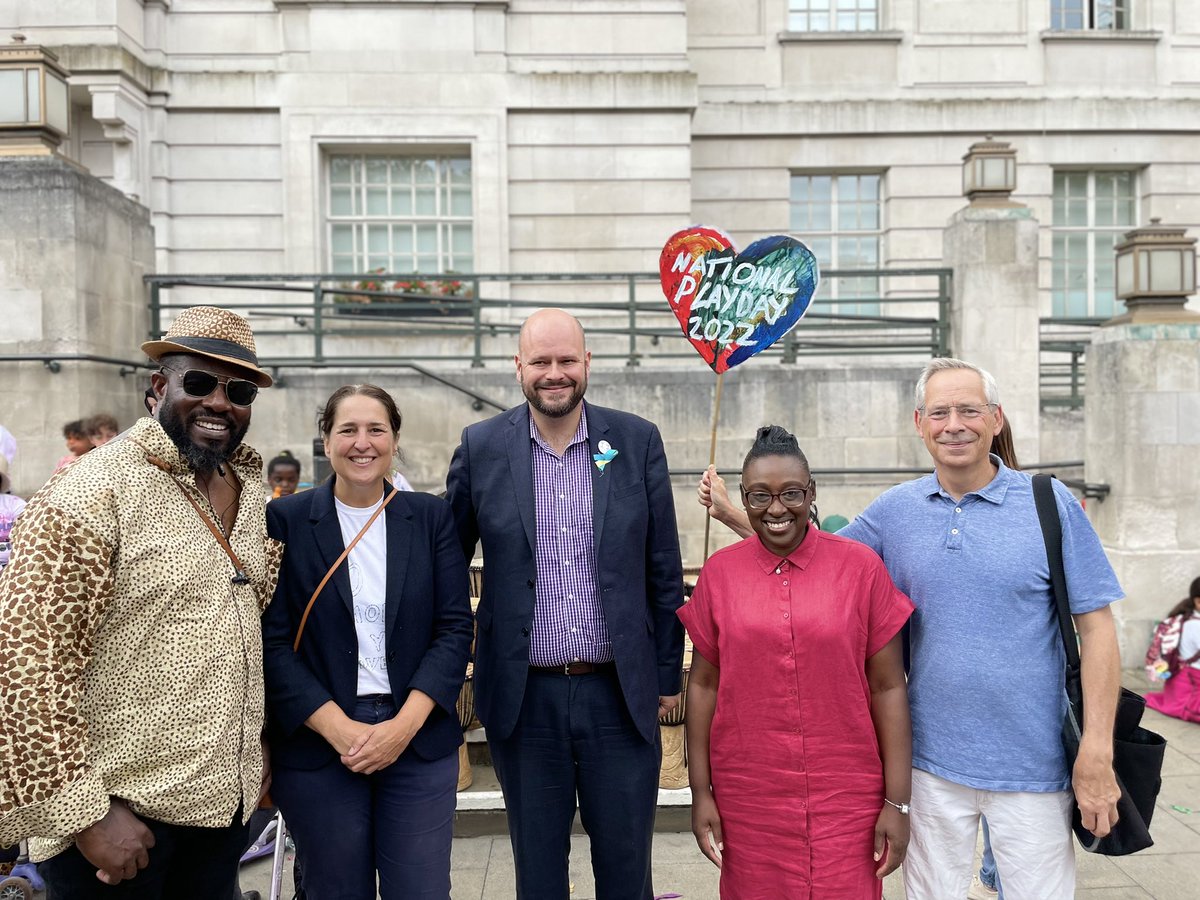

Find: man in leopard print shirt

[0,307,282,899]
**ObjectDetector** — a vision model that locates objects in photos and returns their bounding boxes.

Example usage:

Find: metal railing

[1040,317,1105,410]
[680,460,1108,500]
[144,268,953,370]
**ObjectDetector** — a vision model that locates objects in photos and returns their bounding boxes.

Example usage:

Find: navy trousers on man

[40,806,250,900]
[270,695,457,900]
[489,668,661,900]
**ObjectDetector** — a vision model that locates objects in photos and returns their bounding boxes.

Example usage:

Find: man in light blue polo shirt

[696,357,1123,899]
[840,358,1122,899]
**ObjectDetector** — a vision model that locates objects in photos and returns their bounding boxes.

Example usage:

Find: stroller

[239,811,296,900]
[0,841,38,900]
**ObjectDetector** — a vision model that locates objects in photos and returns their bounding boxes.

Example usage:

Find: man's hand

[697,466,733,520]
[1073,742,1120,837]
[75,800,155,885]
[1072,606,1122,838]
[697,466,753,539]
[258,737,273,808]
[657,693,681,720]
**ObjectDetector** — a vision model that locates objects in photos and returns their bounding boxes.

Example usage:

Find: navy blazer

[445,401,685,744]
[263,480,473,770]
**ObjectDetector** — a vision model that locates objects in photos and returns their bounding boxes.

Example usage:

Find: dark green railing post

[471,277,483,368]
[313,280,325,362]
[781,327,797,364]
[149,280,161,340]
[626,275,639,367]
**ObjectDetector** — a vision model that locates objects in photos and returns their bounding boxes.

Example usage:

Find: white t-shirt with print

[335,495,392,696]
[1180,616,1200,671]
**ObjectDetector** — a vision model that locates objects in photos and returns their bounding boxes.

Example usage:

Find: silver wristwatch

[883,798,910,815]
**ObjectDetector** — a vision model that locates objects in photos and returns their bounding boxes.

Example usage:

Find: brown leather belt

[529,661,615,676]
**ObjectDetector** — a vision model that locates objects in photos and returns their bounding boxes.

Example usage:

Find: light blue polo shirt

[840,457,1122,792]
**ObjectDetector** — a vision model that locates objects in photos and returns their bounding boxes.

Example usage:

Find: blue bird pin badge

[593,440,618,475]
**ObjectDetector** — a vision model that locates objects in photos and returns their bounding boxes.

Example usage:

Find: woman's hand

[341,715,417,774]
[873,803,909,878]
[690,789,724,869]
[327,717,373,757]
[305,701,372,756]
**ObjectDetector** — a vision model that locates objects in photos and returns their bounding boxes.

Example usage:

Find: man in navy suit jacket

[446,309,685,900]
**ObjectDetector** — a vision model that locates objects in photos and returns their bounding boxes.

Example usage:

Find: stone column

[0,156,155,493]
[1085,225,1200,664]
[942,139,1041,464]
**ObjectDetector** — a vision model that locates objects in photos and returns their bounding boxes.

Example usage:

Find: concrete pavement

[238,670,1200,898]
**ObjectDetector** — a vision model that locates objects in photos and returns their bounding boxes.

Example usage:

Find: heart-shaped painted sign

[659,226,819,373]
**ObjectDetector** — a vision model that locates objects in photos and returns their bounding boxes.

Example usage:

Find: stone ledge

[778,29,903,44]
[1040,29,1162,44]
[456,786,693,812]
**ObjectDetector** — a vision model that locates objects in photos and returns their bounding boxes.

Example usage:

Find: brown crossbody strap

[293,487,399,652]
[141,448,251,585]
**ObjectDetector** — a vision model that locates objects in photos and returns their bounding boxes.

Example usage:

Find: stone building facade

[4,0,1196,309]
[3,1,1199,659]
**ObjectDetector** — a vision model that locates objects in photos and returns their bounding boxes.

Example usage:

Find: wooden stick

[702,370,725,562]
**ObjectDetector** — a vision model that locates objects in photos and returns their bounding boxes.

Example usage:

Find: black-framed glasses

[739,484,812,510]
[161,366,259,407]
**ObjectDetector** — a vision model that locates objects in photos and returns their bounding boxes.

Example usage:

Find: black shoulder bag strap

[1033,473,1097,850]
[1032,474,1084,716]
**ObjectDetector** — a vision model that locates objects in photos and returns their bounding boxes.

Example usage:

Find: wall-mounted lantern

[0,33,70,155]
[962,136,1017,205]
[1110,219,1198,324]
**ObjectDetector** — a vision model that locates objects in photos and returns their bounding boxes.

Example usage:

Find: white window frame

[1050,0,1130,31]
[790,172,884,316]
[788,0,879,33]
[1050,168,1138,319]
[325,151,473,276]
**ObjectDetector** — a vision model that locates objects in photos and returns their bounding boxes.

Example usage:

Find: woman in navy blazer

[263,384,473,899]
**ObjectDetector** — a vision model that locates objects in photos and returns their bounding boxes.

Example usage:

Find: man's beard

[523,375,586,418]
[158,395,249,472]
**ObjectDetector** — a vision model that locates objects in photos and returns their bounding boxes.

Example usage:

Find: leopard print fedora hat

[141,306,273,387]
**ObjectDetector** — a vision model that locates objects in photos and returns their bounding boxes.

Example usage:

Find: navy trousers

[270,695,457,900]
[40,805,249,900]
[489,668,661,900]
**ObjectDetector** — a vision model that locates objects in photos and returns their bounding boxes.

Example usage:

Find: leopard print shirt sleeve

[0,499,117,846]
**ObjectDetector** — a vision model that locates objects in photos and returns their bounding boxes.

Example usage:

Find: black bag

[1033,474,1166,856]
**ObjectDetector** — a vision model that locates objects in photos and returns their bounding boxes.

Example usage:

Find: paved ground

[234,671,1200,897]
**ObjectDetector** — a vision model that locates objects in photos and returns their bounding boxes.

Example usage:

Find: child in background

[267,451,301,499]
[0,456,27,571]
[1145,577,1200,723]
[54,420,92,472]
[85,412,119,447]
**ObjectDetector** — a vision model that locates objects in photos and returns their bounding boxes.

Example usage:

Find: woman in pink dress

[679,425,914,899]
[1146,577,1200,723]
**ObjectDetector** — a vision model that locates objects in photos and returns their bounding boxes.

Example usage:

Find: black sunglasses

[162,366,259,407]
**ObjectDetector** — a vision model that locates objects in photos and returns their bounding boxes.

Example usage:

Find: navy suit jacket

[445,401,685,744]
[263,480,474,770]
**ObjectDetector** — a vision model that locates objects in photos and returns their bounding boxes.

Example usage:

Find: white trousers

[903,768,1076,900]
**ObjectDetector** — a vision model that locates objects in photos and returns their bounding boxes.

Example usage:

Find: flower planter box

[332,291,472,318]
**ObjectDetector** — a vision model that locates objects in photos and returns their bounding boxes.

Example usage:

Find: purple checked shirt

[528,408,613,667]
